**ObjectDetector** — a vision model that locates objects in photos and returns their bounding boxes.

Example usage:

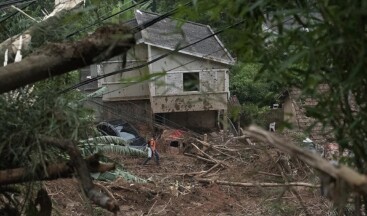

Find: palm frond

[80,136,129,146]
[96,145,147,157]
[114,169,146,183]
[91,168,146,183]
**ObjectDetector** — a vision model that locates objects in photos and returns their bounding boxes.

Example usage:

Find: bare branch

[0,24,134,94]
[245,125,367,194]
[0,154,115,185]
[39,136,119,213]
[0,0,84,63]
[196,178,320,188]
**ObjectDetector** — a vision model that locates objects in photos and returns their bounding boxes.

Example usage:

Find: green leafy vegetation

[230,63,281,127]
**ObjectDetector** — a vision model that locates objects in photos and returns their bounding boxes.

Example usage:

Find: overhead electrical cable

[0,0,34,8]
[60,19,244,93]
[66,1,192,38]
[65,0,150,38]
[86,47,228,134]
[93,47,227,98]
[0,0,35,23]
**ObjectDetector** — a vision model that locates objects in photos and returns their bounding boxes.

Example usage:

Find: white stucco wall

[149,46,229,97]
[101,45,150,101]
[98,45,231,112]
[148,46,230,113]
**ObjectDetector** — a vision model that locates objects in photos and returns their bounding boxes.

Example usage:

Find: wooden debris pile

[182,133,320,190]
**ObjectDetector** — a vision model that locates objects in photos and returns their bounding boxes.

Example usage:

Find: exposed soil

[45,133,332,216]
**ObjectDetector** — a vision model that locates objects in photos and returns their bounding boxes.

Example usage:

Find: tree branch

[0,154,115,185]
[0,0,84,63]
[245,125,367,194]
[196,178,320,188]
[39,136,119,213]
[0,24,134,94]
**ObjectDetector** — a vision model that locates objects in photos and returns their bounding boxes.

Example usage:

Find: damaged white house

[80,10,235,130]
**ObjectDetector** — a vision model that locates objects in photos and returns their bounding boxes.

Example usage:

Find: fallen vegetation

[41,127,340,215]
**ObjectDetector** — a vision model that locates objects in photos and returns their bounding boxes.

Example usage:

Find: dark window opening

[170,141,179,148]
[183,72,200,91]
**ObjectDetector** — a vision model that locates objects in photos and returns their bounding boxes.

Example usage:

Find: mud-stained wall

[101,45,150,101]
[150,47,229,98]
[149,46,230,113]
[151,93,227,113]
[79,66,98,91]
[82,99,152,125]
[155,70,227,95]
[101,100,152,125]
[160,111,218,130]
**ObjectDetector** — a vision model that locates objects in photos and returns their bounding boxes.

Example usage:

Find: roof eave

[206,25,235,63]
[144,42,235,66]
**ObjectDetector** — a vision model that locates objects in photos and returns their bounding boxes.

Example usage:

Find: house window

[183,72,200,91]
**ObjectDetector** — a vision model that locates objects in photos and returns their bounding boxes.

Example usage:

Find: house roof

[134,10,235,65]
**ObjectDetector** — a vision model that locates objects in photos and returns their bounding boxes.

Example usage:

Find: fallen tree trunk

[0,154,115,185]
[196,178,320,188]
[0,24,134,94]
[40,136,119,213]
[0,0,84,64]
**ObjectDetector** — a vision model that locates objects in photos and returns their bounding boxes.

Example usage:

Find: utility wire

[0,0,33,8]
[64,13,295,93]
[80,47,229,136]
[60,19,243,93]
[93,47,226,98]
[65,0,149,39]
[0,0,35,23]
[66,0,191,39]
[87,98,203,138]
[130,1,191,33]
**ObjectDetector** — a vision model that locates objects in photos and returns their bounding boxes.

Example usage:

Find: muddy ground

[45,133,332,216]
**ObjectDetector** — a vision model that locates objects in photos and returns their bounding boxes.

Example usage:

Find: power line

[94,47,226,98]
[130,1,191,33]
[0,0,35,24]
[0,0,33,8]
[60,19,244,93]
[87,98,203,138]
[80,46,228,136]
[65,0,149,39]
[66,0,192,39]
[63,13,296,93]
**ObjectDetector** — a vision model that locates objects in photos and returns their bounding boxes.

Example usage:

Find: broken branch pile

[182,134,319,189]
